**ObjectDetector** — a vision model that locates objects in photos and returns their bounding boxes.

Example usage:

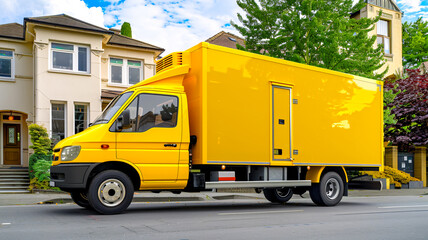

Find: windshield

[92,91,133,126]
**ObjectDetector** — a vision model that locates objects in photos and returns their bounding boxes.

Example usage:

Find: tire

[309,171,344,206]
[70,191,91,209]
[263,187,293,203]
[87,170,134,215]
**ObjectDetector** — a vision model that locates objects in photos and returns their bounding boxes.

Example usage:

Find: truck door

[115,93,182,182]
[272,86,292,162]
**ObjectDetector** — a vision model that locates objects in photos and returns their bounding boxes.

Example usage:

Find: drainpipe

[26,27,36,124]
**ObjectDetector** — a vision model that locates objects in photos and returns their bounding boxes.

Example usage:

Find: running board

[205,180,311,189]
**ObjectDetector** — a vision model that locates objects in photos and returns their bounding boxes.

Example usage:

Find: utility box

[398,152,414,177]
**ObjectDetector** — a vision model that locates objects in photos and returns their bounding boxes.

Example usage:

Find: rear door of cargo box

[272,85,292,163]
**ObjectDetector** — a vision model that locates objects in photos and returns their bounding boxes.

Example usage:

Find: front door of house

[3,124,21,165]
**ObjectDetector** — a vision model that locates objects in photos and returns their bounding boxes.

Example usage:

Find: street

[1,194,428,240]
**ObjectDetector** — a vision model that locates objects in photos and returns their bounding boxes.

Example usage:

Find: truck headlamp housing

[61,146,81,161]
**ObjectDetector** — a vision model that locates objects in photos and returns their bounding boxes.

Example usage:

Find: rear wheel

[310,171,344,206]
[87,170,134,214]
[70,191,91,209]
[263,187,293,203]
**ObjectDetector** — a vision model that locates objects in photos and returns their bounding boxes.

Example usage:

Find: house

[352,0,403,78]
[205,31,244,49]
[0,14,164,169]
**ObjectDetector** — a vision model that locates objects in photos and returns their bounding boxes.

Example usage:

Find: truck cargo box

[158,43,383,168]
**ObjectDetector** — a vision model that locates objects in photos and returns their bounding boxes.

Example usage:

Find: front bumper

[50,163,97,190]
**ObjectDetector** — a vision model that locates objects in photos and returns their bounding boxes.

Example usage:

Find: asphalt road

[1,195,428,240]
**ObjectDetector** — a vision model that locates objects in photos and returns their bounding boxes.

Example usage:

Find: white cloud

[0,0,104,27]
[397,0,424,13]
[104,0,242,55]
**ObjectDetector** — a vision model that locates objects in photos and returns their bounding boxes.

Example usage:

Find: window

[51,43,90,73]
[0,50,14,79]
[75,104,89,134]
[116,94,178,132]
[377,20,391,55]
[109,58,143,85]
[52,103,66,144]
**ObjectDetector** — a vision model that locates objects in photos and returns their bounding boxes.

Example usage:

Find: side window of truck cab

[114,93,179,132]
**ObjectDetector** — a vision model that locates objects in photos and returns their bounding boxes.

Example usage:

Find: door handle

[164,144,177,147]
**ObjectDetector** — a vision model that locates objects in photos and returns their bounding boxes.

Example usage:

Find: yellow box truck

[50,42,384,214]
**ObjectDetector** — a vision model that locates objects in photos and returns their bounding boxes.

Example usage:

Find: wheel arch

[87,161,141,190]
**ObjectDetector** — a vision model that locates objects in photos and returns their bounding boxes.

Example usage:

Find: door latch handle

[164,143,177,147]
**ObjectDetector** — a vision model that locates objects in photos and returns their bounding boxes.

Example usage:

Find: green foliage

[28,158,60,191]
[402,17,428,69]
[29,124,51,155]
[232,0,387,79]
[383,87,401,126]
[33,159,51,182]
[28,153,51,179]
[121,22,132,38]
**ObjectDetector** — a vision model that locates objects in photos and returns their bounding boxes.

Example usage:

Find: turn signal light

[101,144,109,149]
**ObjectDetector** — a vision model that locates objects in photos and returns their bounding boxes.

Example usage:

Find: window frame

[51,102,67,144]
[0,49,15,81]
[377,19,392,55]
[74,103,89,134]
[112,93,179,133]
[49,42,90,74]
[108,57,144,86]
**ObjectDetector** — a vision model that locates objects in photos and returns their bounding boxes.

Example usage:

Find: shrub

[384,69,428,151]
[29,153,51,179]
[362,166,420,188]
[29,124,51,155]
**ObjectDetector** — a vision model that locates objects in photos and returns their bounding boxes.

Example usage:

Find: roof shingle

[0,23,24,39]
[24,14,112,34]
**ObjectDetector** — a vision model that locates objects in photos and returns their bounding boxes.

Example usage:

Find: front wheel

[309,171,344,206]
[263,187,293,203]
[87,170,134,214]
[70,191,91,209]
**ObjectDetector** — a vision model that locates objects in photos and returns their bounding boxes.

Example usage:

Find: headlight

[61,146,81,161]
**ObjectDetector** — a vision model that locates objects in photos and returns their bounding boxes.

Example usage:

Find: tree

[121,22,132,38]
[384,69,428,150]
[402,17,428,69]
[231,0,387,79]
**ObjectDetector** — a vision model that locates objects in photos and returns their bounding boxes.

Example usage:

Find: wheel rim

[98,179,126,207]
[79,192,88,201]
[325,178,340,200]
[275,188,292,198]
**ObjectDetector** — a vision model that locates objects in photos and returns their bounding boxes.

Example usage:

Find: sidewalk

[0,188,427,206]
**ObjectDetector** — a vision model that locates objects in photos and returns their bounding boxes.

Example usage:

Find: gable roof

[205,31,245,49]
[0,23,24,40]
[107,33,164,52]
[24,14,112,34]
[366,0,401,12]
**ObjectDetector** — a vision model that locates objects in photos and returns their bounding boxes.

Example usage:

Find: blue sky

[0,0,427,55]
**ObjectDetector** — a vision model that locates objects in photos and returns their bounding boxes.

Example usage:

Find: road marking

[218,210,303,215]
[1,223,11,226]
[379,205,428,209]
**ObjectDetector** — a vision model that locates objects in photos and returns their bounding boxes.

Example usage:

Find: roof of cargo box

[127,42,381,92]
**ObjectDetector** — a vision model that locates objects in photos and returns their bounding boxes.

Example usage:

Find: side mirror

[117,109,131,130]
